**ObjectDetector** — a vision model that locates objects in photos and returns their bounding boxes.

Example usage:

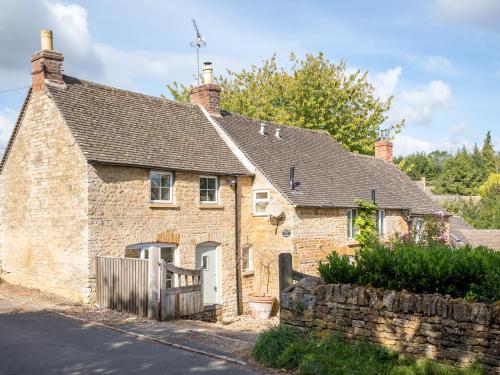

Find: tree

[482,130,497,174]
[479,173,500,198]
[433,147,482,195]
[167,53,404,154]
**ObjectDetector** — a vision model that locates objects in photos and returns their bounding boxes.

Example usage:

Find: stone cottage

[0,31,444,315]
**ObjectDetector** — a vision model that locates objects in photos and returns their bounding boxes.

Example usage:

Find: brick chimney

[31,30,64,92]
[375,139,393,162]
[190,62,221,117]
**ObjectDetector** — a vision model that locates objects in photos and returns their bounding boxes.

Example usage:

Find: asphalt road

[0,311,261,374]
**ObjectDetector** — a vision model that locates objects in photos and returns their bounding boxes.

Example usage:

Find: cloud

[436,0,500,30]
[393,80,451,125]
[393,133,472,156]
[422,56,454,75]
[370,67,402,101]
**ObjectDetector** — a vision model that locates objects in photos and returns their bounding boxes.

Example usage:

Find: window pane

[206,178,216,190]
[151,174,161,187]
[161,174,170,188]
[160,188,170,201]
[255,202,268,213]
[125,248,141,258]
[255,191,268,200]
[151,187,160,201]
[200,190,208,202]
[200,178,207,189]
[161,248,174,264]
[207,189,216,202]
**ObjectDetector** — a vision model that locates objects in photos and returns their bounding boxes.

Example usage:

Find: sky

[0,0,499,157]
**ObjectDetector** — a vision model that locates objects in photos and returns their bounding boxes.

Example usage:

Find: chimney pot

[40,29,53,51]
[202,62,213,84]
[275,128,281,138]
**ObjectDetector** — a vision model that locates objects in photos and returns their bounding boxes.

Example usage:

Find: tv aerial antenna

[190,19,206,86]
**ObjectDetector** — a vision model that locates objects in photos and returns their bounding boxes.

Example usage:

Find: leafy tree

[482,130,497,174]
[166,53,404,154]
[479,173,500,198]
[433,147,483,195]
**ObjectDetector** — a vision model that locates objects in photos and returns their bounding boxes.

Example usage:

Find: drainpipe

[230,177,242,315]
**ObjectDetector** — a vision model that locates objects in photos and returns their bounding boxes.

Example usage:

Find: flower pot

[249,295,275,320]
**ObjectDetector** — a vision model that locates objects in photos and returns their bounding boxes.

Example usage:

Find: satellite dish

[267,200,284,218]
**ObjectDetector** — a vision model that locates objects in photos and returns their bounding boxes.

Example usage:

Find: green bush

[251,325,305,368]
[318,243,500,303]
[252,327,482,374]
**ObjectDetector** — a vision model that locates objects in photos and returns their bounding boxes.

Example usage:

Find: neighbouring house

[449,216,500,250]
[0,31,445,315]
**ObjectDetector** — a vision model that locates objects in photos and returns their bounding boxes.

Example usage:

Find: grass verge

[252,326,482,375]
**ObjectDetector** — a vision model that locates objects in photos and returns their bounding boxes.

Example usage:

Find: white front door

[195,243,219,305]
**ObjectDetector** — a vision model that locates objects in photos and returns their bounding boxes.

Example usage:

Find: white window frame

[242,244,253,271]
[377,210,386,238]
[347,208,358,240]
[199,175,219,204]
[413,217,424,243]
[150,171,173,203]
[253,190,270,216]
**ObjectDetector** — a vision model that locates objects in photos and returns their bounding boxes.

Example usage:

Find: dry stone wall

[281,279,500,374]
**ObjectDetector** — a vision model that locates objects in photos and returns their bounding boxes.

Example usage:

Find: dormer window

[200,176,218,203]
[150,171,172,203]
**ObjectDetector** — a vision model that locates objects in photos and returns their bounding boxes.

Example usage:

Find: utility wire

[0,86,30,94]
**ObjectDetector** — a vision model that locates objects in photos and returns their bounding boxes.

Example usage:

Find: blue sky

[1,0,499,156]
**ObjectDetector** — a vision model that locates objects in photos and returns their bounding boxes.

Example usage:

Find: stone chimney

[190,62,221,117]
[31,30,64,92]
[375,139,393,162]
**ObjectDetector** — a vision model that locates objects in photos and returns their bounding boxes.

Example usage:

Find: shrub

[318,243,500,303]
[251,325,305,368]
[390,359,483,375]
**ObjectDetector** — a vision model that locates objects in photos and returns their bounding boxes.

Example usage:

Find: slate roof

[44,76,250,175]
[216,112,443,214]
[455,229,500,250]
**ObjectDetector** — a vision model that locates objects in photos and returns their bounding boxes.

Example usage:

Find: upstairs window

[347,209,358,240]
[376,210,386,238]
[150,171,172,203]
[253,190,270,216]
[242,244,253,271]
[200,176,218,203]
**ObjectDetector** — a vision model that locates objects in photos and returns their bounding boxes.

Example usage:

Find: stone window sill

[242,270,254,277]
[199,204,225,210]
[149,203,180,209]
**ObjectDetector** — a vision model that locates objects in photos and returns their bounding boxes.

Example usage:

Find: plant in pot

[249,250,277,320]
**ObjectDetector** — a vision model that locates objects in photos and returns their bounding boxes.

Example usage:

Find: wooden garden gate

[96,254,204,320]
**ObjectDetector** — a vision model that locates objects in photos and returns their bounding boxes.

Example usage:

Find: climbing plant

[354,199,378,249]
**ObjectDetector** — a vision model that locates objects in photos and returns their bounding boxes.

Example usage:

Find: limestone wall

[0,91,89,302]
[87,164,239,314]
[281,280,500,374]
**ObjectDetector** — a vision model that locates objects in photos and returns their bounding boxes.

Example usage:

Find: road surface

[0,310,262,374]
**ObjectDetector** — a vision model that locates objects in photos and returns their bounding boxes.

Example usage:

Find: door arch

[195,242,220,305]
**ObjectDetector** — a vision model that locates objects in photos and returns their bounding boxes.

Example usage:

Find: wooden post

[147,246,160,320]
[279,253,293,294]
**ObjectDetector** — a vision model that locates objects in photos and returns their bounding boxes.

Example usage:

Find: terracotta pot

[249,294,275,320]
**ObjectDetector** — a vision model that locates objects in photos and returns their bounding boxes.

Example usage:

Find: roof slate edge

[87,160,253,176]
[0,88,32,173]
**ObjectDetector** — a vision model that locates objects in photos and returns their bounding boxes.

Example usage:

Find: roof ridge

[62,75,200,111]
[222,111,332,136]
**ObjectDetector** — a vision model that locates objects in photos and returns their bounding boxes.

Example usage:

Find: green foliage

[251,325,305,368]
[253,328,482,374]
[479,173,500,198]
[444,192,500,229]
[166,53,404,155]
[318,252,357,284]
[395,132,498,197]
[354,199,379,248]
[318,243,500,303]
